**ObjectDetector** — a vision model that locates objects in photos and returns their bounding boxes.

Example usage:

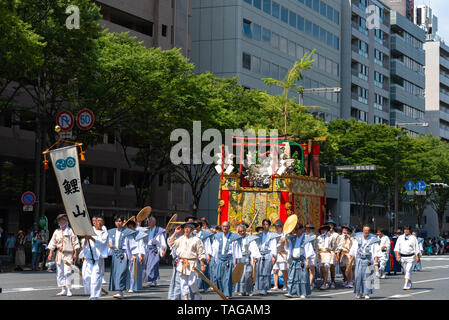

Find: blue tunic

[213,232,240,298]
[142,226,164,282]
[286,234,311,297]
[196,230,214,291]
[108,228,134,291]
[353,234,380,296]
[255,232,278,291]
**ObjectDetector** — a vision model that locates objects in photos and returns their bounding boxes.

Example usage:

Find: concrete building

[383,0,414,22]
[0,0,193,236]
[191,0,343,223]
[389,10,426,135]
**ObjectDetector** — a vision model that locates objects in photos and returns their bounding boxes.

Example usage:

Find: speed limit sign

[76,109,95,130]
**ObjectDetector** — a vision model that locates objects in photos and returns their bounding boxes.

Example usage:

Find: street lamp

[393,122,429,231]
[299,87,341,106]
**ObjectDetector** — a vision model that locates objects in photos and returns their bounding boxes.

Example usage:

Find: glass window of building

[289,11,297,28]
[297,44,304,59]
[244,0,252,4]
[334,35,339,50]
[305,20,312,34]
[271,32,279,48]
[313,0,319,12]
[288,40,296,57]
[333,62,339,76]
[334,11,339,24]
[271,63,279,79]
[280,36,287,53]
[252,56,261,73]
[327,32,333,46]
[297,15,304,31]
[262,28,271,42]
[319,55,326,70]
[262,59,270,75]
[320,1,326,16]
[320,28,326,43]
[263,0,271,14]
[253,0,261,9]
[326,59,332,73]
[253,23,261,41]
[313,24,319,39]
[327,6,333,21]
[281,6,288,23]
[242,52,251,70]
[280,66,288,79]
[306,0,312,9]
[272,1,280,18]
[243,19,252,38]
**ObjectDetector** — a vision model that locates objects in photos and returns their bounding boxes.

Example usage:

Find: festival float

[216,135,326,232]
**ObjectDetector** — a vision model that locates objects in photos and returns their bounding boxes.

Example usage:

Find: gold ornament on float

[219,200,225,207]
[55,125,61,133]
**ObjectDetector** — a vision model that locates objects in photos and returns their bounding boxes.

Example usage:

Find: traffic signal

[430,183,449,189]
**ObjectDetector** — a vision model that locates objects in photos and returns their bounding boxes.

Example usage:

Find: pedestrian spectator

[83,176,90,184]
[15,230,26,271]
[6,232,16,257]
[31,231,42,271]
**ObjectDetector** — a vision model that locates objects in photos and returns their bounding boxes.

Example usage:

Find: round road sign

[21,191,36,205]
[76,109,95,130]
[56,111,74,131]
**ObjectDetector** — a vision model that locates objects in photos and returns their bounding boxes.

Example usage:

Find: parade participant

[376,229,390,279]
[394,226,420,290]
[305,224,318,289]
[254,219,278,296]
[124,218,146,293]
[234,223,261,296]
[317,225,332,290]
[326,219,339,289]
[200,217,209,230]
[47,214,80,297]
[337,225,354,288]
[387,229,402,275]
[284,223,315,299]
[272,219,289,291]
[168,222,206,300]
[412,232,424,271]
[211,221,242,298]
[108,216,136,299]
[348,225,382,299]
[142,216,167,287]
[194,221,214,292]
[80,216,109,300]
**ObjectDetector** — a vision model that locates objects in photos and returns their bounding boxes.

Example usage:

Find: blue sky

[414,0,449,41]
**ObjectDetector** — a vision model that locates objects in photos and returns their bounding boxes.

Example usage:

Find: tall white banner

[49,145,95,236]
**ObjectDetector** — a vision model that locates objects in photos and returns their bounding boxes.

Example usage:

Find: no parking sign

[56,111,74,131]
[76,109,95,130]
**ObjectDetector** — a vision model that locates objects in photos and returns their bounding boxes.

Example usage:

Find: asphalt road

[1,255,448,300]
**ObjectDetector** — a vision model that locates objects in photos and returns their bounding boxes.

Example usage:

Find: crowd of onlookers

[422,237,449,255]
[0,227,55,272]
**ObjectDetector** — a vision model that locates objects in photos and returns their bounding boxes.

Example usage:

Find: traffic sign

[23,205,33,212]
[416,181,426,191]
[21,191,36,206]
[405,181,415,191]
[76,109,95,130]
[56,111,74,131]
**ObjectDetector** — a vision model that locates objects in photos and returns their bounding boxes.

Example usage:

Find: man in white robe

[394,226,420,290]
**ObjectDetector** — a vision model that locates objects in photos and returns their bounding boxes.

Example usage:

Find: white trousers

[180,273,199,296]
[56,260,73,288]
[82,259,104,298]
[401,257,414,281]
[379,252,389,271]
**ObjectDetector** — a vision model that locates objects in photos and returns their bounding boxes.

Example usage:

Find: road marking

[422,265,449,270]
[413,277,449,284]
[381,290,432,300]
[290,290,354,300]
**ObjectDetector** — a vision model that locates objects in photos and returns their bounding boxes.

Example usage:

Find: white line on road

[381,290,432,300]
[413,277,449,284]
[290,290,354,299]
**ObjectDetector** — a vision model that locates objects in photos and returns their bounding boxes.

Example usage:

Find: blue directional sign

[416,181,427,191]
[405,181,415,191]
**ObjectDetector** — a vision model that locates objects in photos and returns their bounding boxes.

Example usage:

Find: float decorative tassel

[43,153,49,170]
[77,143,86,161]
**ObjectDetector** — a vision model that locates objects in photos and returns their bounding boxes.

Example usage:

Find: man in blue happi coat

[254,219,279,296]
[108,216,137,299]
[348,225,382,299]
[211,221,242,298]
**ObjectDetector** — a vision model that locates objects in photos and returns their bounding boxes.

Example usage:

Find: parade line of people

[46,213,423,300]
